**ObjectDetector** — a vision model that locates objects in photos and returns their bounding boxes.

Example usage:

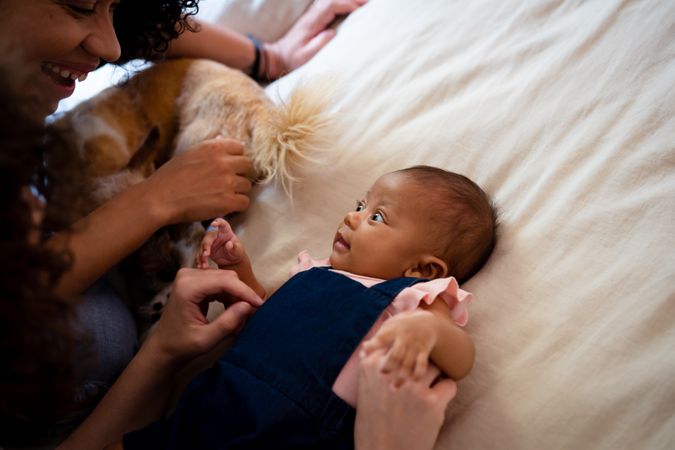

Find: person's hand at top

[147,267,263,366]
[263,0,369,79]
[196,218,245,269]
[141,137,256,227]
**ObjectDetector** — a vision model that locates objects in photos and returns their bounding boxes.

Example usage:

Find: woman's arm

[167,0,368,79]
[167,21,257,72]
[57,332,182,450]
[51,138,254,298]
[57,268,262,450]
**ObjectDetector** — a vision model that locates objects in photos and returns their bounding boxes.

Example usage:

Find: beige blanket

[214,0,675,448]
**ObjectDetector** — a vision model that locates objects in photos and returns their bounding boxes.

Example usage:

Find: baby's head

[329,165,497,282]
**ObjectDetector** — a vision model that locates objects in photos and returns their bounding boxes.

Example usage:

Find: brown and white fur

[52,58,332,326]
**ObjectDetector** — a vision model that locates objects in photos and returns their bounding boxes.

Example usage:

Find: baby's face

[329,172,435,279]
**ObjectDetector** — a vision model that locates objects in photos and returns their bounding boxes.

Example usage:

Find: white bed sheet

[219,1,675,449]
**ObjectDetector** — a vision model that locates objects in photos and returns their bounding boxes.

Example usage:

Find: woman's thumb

[206,302,254,342]
[432,378,457,405]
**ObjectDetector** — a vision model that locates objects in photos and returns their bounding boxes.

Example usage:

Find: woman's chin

[14,88,56,121]
[17,80,64,120]
[35,75,75,115]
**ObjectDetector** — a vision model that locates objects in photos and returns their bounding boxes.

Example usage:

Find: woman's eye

[370,212,385,223]
[355,201,365,212]
[68,5,95,15]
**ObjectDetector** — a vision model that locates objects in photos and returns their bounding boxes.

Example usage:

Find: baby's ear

[404,256,448,279]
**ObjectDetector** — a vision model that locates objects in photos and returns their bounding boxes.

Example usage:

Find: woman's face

[2,0,121,116]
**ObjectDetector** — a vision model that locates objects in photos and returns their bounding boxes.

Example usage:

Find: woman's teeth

[43,63,88,82]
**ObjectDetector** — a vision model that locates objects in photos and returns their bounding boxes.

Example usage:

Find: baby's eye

[370,212,385,223]
[355,200,365,212]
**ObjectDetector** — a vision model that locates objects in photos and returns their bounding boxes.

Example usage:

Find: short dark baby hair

[395,165,498,283]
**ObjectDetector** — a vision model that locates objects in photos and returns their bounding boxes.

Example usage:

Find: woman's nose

[344,211,362,229]
[82,15,122,62]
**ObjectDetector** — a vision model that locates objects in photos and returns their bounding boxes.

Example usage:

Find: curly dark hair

[0,1,203,444]
[114,0,200,63]
[0,74,92,445]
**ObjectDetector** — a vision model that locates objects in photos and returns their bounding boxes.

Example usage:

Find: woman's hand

[265,0,369,78]
[59,268,263,449]
[355,349,457,450]
[147,267,263,365]
[141,137,256,226]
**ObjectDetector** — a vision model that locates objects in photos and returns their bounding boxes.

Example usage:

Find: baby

[124,165,498,450]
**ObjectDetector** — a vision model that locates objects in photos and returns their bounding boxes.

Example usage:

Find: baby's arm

[361,298,474,385]
[196,218,266,299]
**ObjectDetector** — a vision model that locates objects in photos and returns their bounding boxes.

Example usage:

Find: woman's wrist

[139,332,186,375]
[262,41,287,80]
[131,177,173,228]
[246,35,287,81]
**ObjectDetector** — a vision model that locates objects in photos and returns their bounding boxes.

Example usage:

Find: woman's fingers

[175,268,262,308]
[205,301,255,342]
[431,378,457,405]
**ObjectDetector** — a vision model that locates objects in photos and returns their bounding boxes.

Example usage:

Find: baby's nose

[344,211,362,229]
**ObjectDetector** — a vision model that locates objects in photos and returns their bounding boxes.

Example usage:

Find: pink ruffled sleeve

[288,250,329,277]
[390,277,473,326]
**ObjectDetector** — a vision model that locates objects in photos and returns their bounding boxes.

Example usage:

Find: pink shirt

[290,251,473,407]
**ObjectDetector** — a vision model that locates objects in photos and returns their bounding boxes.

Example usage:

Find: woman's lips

[41,62,90,87]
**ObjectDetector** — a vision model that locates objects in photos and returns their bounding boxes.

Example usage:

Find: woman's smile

[41,62,90,85]
[39,61,96,100]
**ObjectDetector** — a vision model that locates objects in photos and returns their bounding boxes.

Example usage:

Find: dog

[52,58,332,327]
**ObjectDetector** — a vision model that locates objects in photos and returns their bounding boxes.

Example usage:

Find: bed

[216,1,675,448]
[66,0,675,448]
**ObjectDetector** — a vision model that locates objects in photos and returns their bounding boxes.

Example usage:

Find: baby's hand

[196,218,244,269]
[361,310,438,387]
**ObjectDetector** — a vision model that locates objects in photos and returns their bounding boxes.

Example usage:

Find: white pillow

[199,0,314,42]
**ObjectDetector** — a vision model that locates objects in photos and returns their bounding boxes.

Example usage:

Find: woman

[5,0,370,299]
[0,0,455,448]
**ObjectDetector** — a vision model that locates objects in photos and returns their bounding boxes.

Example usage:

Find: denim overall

[124,267,425,450]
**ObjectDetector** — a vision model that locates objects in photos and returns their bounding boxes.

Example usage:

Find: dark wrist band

[247,33,262,79]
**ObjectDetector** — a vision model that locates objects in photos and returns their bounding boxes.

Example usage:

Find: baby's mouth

[334,232,351,250]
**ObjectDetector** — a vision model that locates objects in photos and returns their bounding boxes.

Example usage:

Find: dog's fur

[53,58,331,326]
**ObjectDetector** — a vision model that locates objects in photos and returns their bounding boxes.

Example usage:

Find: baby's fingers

[196,244,210,269]
[392,349,418,387]
[361,331,393,356]
[210,217,229,228]
[195,253,207,269]
[380,339,407,374]
[412,352,429,380]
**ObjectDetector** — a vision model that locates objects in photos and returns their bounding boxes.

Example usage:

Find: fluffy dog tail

[252,80,335,195]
